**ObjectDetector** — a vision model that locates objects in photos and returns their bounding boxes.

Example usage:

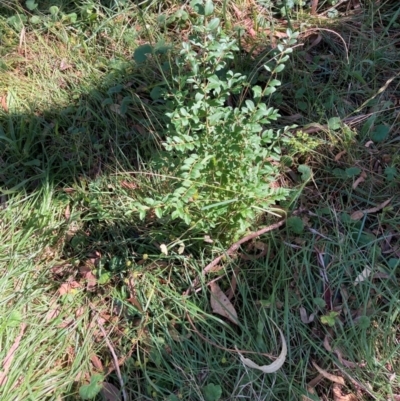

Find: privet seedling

[135,0,298,242]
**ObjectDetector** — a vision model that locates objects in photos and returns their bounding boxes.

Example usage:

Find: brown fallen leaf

[312,361,345,385]
[0,95,8,113]
[311,0,319,14]
[350,198,392,221]
[90,354,104,371]
[127,297,143,313]
[65,204,71,220]
[332,383,358,401]
[0,323,27,386]
[45,306,61,322]
[101,382,122,401]
[79,265,97,291]
[352,171,367,189]
[60,59,73,71]
[58,281,81,296]
[209,282,238,325]
[334,150,347,162]
[120,180,137,190]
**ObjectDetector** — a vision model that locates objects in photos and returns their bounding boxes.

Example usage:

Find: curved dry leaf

[352,171,367,189]
[312,361,345,385]
[300,307,315,324]
[334,150,347,161]
[210,282,238,325]
[236,327,287,373]
[350,210,365,221]
[351,198,392,221]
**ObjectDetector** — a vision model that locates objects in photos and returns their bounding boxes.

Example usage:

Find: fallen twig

[184,219,285,295]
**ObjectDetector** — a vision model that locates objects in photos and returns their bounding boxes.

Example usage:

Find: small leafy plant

[136,0,298,242]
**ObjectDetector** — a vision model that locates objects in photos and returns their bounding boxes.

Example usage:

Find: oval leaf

[210,282,238,325]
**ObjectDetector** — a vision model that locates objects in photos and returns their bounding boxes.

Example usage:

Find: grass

[0,0,400,400]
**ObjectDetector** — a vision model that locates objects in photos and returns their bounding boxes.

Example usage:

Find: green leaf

[150,86,166,100]
[190,0,205,15]
[49,6,59,15]
[79,374,104,400]
[252,85,262,100]
[287,216,304,234]
[327,117,341,130]
[273,64,285,73]
[388,258,400,269]
[66,12,77,23]
[133,44,153,63]
[320,311,339,327]
[313,298,326,308]
[7,310,22,327]
[371,124,390,143]
[204,0,214,16]
[384,166,397,181]
[357,316,371,329]
[345,167,361,178]
[25,0,38,10]
[298,164,312,181]
[332,168,346,179]
[207,18,220,31]
[98,272,111,285]
[327,7,339,18]
[30,15,41,24]
[203,383,222,401]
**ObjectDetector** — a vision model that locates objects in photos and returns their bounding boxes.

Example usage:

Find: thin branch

[184,219,285,295]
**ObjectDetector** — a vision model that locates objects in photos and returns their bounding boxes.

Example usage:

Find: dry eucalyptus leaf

[334,150,347,161]
[354,266,372,285]
[209,282,238,325]
[204,235,213,243]
[235,327,287,373]
[332,383,358,401]
[312,361,345,385]
[160,244,168,256]
[350,210,364,221]
[351,198,392,221]
[177,242,185,255]
[90,354,103,371]
[352,171,367,189]
[109,104,124,116]
[299,307,315,324]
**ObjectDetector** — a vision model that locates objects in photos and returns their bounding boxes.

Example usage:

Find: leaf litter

[209,282,238,325]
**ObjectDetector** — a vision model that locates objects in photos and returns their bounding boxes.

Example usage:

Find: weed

[135,3,299,242]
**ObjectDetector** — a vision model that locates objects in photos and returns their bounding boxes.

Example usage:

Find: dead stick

[184,219,286,295]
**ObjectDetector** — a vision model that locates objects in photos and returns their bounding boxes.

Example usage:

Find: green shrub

[135,0,298,242]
